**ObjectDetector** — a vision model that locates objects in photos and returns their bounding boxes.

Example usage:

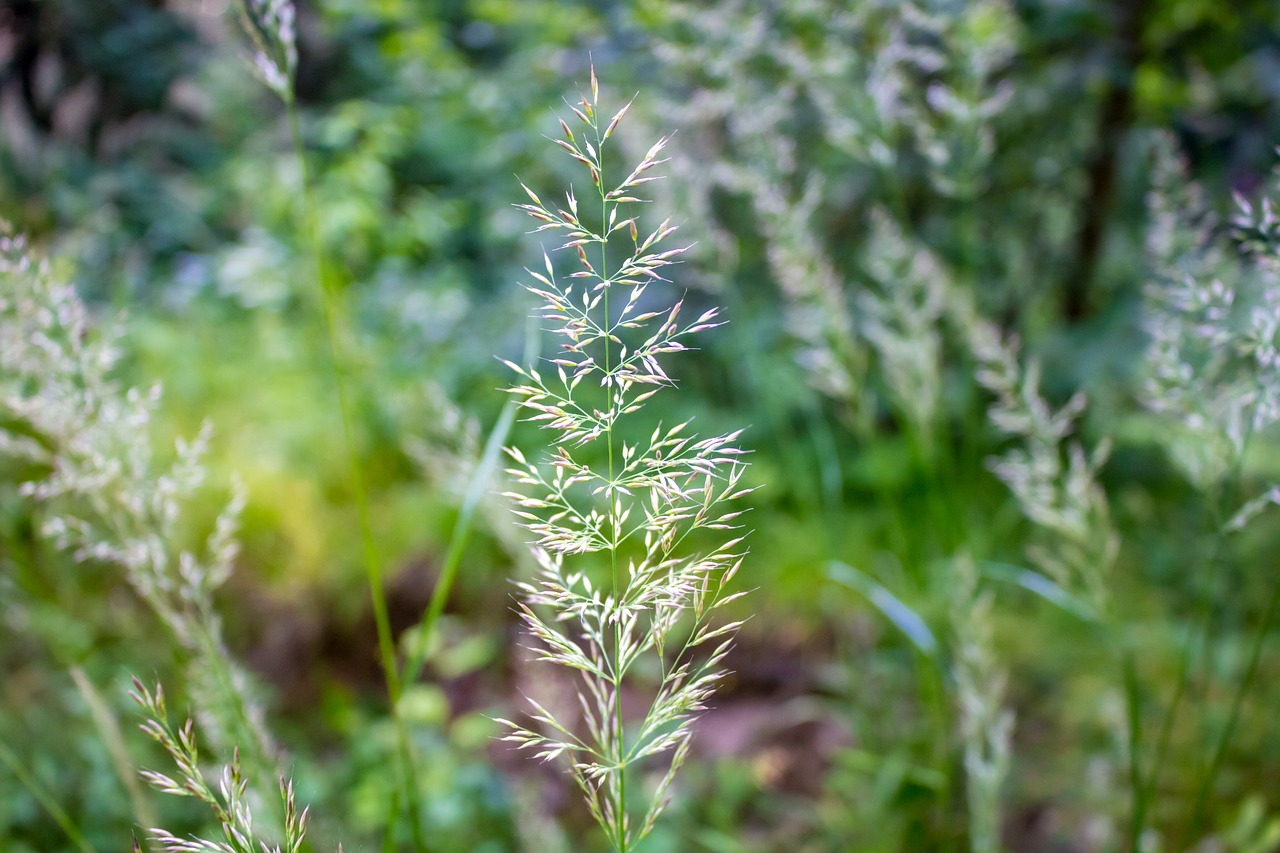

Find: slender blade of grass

[828,560,938,658]
[401,319,536,687]
[0,735,97,853]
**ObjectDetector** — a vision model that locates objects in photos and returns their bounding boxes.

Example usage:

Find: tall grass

[4,2,1280,849]
[130,679,316,853]
[495,70,753,850]
[1138,136,1280,849]
[652,0,1280,848]
[230,1,524,845]
[0,228,282,846]
[233,0,427,840]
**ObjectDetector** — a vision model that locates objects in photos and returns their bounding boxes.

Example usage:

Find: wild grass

[1136,136,1280,849]
[3,2,1280,850]
[2,0,513,846]
[1,37,752,853]
[495,70,752,851]
[0,229,281,843]
[230,1,525,845]
[130,678,316,853]
[233,0,427,840]
[652,1,1280,849]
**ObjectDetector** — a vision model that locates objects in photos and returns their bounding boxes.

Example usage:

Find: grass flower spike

[0,229,277,782]
[130,679,318,853]
[496,69,753,850]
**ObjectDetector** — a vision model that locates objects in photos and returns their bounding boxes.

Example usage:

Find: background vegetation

[3,0,1280,850]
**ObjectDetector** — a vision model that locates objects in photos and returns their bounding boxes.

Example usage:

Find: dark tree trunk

[1065,0,1150,321]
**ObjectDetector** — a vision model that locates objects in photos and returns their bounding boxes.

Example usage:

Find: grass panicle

[1140,135,1280,848]
[130,678,322,853]
[953,293,1117,617]
[233,0,298,101]
[495,70,753,851]
[0,228,279,798]
[950,557,1013,853]
[1144,134,1280,497]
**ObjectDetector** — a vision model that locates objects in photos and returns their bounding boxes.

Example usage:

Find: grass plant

[1138,136,1280,850]
[650,3,1278,848]
[495,69,753,851]
[229,2,521,844]
[0,229,280,832]
[130,679,316,853]
[4,3,1280,849]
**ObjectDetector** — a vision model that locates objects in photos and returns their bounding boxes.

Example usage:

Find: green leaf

[828,561,937,658]
[978,561,1096,622]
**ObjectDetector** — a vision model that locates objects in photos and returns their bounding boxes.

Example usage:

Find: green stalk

[0,736,96,853]
[950,135,986,853]
[1122,644,1145,853]
[1142,400,1261,847]
[74,667,158,842]
[596,112,629,853]
[283,94,425,850]
[190,620,278,800]
[1134,529,1226,845]
[1185,572,1280,840]
[401,379,523,688]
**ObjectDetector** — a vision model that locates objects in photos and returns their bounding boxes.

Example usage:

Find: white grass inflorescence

[130,679,320,853]
[233,0,297,100]
[1144,133,1280,500]
[0,227,280,818]
[953,290,1117,615]
[494,69,754,851]
[950,556,1013,853]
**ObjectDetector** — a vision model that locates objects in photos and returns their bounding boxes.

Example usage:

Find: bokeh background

[4,0,1280,850]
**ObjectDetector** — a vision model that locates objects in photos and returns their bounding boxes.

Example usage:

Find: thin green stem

[1185,570,1280,840]
[190,621,280,811]
[1143,399,1261,848]
[402,386,522,688]
[1180,417,1267,842]
[284,95,425,851]
[68,668,159,836]
[1122,645,1145,853]
[596,114,629,853]
[0,735,96,853]
[1134,530,1226,845]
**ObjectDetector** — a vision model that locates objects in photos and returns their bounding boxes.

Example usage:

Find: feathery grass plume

[950,557,1013,853]
[495,69,753,851]
[760,196,949,444]
[130,679,321,853]
[1144,134,1280,502]
[1143,135,1280,843]
[764,197,949,442]
[754,189,947,447]
[654,0,1020,433]
[651,0,1021,217]
[0,229,278,809]
[754,179,868,416]
[905,1,1017,201]
[949,290,1134,841]
[858,210,949,440]
[952,292,1116,615]
[232,0,297,101]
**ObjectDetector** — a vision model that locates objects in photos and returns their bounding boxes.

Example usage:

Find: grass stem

[284,94,425,851]
[1122,646,1145,853]
[1184,573,1280,841]
[0,735,96,853]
